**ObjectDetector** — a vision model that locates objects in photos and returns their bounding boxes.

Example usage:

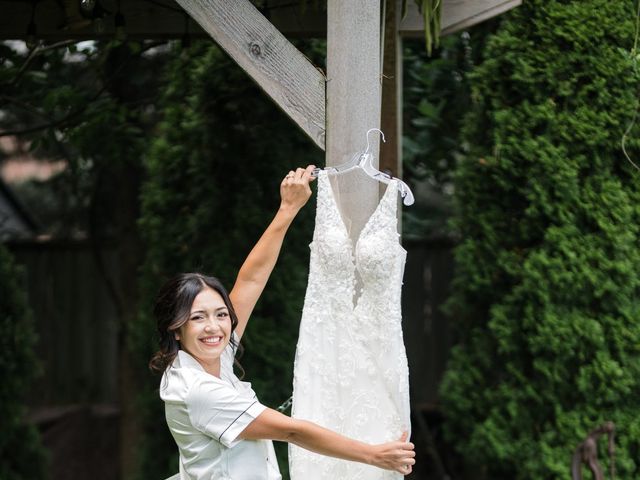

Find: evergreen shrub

[0,245,47,479]
[133,42,321,479]
[440,1,640,478]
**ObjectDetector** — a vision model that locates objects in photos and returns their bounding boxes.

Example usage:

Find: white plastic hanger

[312,128,415,206]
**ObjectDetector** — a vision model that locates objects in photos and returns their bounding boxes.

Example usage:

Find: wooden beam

[0,0,326,147]
[380,0,404,230]
[175,0,325,149]
[0,0,327,40]
[380,0,402,179]
[0,0,203,40]
[327,0,381,167]
[399,0,523,37]
[326,0,381,213]
[0,0,521,41]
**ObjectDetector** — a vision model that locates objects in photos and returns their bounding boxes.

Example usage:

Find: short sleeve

[186,376,266,448]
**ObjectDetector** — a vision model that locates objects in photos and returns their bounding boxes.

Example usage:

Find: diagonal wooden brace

[175,0,326,150]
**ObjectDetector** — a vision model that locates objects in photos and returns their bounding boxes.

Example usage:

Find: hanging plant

[402,0,442,55]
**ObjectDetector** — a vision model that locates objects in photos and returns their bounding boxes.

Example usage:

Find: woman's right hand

[370,432,416,475]
[279,165,316,214]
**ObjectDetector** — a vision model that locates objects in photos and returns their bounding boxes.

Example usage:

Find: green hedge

[132,42,321,479]
[440,1,640,478]
[0,245,47,480]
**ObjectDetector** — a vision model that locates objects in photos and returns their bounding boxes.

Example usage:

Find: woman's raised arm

[229,165,315,340]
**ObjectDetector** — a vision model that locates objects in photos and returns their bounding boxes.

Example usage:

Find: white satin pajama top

[160,336,281,480]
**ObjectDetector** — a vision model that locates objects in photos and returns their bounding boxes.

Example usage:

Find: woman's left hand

[280,165,316,213]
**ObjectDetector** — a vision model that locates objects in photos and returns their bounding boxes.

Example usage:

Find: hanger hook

[364,128,386,155]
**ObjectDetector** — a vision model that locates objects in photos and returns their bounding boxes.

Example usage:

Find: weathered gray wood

[400,0,522,36]
[326,0,381,218]
[174,0,326,149]
[327,0,381,167]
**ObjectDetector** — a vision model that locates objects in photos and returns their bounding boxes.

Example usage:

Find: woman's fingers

[282,170,295,185]
[283,166,315,184]
[292,165,315,183]
[302,164,316,182]
[396,451,416,475]
[280,165,316,211]
[371,436,416,474]
[397,464,413,475]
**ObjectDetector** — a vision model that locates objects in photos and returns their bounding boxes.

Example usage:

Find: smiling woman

[151,273,280,479]
[177,289,233,375]
[149,274,243,379]
[148,166,415,480]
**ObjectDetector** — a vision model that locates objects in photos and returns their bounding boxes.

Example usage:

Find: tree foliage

[0,245,47,480]
[402,34,474,240]
[1,38,178,477]
[133,42,322,479]
[440,1,640,478]
[0,40,169,238]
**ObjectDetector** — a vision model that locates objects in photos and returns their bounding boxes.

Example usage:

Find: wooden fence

[403,238,456,410]
[8,238,455,411]
[9,240,120,406]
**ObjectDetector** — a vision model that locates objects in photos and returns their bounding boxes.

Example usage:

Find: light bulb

[80,0,96,14]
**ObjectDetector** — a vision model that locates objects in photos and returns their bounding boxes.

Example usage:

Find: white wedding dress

[289,170,411,479]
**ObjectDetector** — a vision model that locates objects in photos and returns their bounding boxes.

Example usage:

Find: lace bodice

[290,170,411,480]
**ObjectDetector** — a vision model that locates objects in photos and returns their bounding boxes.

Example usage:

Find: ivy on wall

[440,0,640,478]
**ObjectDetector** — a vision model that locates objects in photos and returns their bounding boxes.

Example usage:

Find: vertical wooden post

[380,0,403,230]
[327,0,381,210]
[380,0,402,179]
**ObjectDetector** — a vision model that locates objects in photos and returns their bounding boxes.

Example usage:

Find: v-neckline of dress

[320,170,397,253]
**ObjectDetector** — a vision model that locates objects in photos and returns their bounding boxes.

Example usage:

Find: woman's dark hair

[149,273,244,378]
